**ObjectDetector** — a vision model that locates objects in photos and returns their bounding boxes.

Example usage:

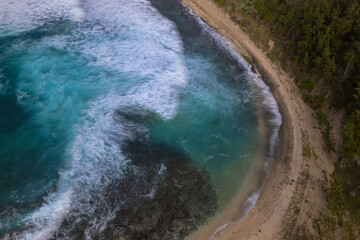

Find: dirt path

[183,0,336,239]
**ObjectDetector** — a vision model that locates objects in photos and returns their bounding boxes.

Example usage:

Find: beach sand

[182,0,337,239]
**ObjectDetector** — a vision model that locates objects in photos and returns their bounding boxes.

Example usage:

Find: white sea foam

[21,190,73,240]
[72,0,187,118]
[17,92,179,239]
[2,1,279,239]
[5,0,188,239]
[0,0,84,36]
[0,206,20,232]
[182,2,282,236]
[182,3,282,127]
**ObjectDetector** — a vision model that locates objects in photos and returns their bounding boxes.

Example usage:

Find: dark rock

[100,147,218,240]
[52,141,218,240]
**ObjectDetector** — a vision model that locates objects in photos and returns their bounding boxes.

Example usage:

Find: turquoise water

[0,0,280,239]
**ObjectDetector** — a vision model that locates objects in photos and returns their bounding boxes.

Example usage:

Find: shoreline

[181,0,282,217]
[182,0,307,239]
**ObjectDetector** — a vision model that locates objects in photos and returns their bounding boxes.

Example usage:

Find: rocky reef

[49,140,217,240]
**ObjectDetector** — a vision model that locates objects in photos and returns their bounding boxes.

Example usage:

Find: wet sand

[182,0,311,239]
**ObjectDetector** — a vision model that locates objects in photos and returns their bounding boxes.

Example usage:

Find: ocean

[0,0,281,239]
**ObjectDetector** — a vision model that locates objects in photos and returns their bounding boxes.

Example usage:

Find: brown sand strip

[181,0,317,239]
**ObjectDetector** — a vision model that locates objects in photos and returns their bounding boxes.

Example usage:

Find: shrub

[234,0,256,15]
[342,110,360,161]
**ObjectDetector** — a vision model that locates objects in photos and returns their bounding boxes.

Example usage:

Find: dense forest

[215,0,360,238]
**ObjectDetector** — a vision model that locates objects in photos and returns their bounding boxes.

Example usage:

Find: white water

[3,0,187,239]
[183,4,282,238]
[0,0,282,239]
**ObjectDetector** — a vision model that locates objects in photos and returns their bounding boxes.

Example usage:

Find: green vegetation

[327,174,345,224]
[314,109,335,152]
[303,93,325,109]
[240,54,252,64]
[300,80,316,91]
[266,52,275,62]
[314,164,360,239]
[234,0,256,15]
[214,0,224,6]
[333,162,360,223]
[223,0,360,108]
[303,142,311,159]
[342,110,360,160]
[213,0,360,238]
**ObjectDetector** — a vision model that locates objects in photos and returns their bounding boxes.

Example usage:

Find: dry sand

[182,0,337,239]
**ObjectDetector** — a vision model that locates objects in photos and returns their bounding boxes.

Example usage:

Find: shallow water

[0,0,280,239]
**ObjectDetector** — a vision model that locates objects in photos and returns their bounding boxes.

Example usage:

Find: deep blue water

[0,0,281,239]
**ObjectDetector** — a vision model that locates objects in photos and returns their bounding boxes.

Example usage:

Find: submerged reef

[48,140,217,240]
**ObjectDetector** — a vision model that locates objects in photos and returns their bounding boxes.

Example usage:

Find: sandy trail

[182,0,335,239]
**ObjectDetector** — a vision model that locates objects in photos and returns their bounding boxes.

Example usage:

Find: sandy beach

[183,0,336,239]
